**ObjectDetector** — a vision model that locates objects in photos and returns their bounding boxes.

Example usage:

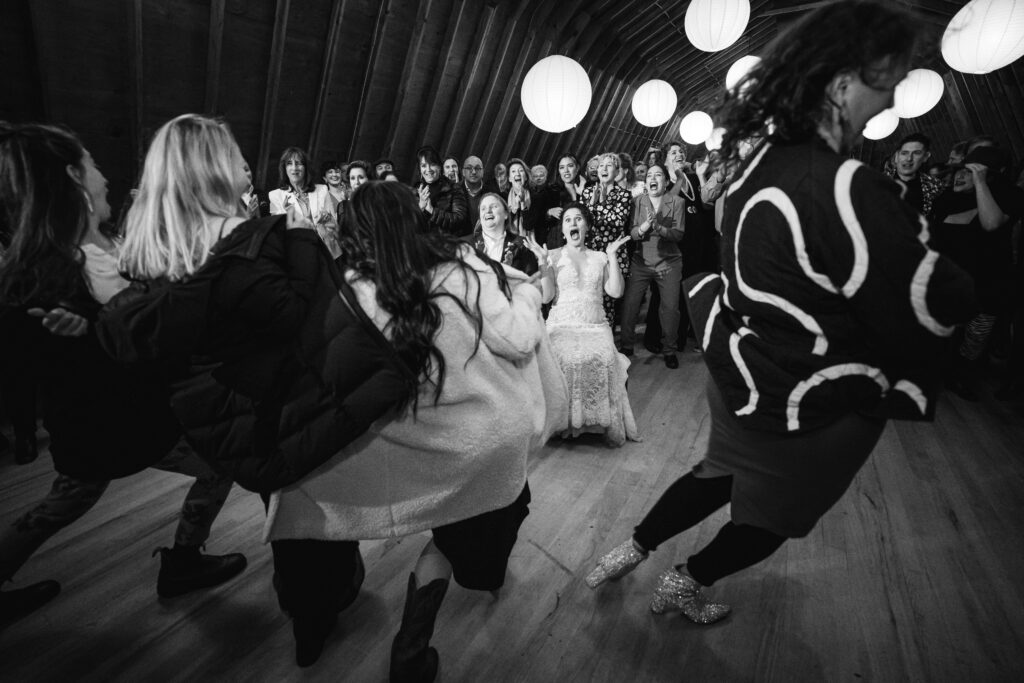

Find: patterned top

[687,140,976,434]
[884,166,944,218]
[581,183,632,324]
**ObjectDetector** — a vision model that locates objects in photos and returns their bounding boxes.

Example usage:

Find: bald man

[463,155,493,223]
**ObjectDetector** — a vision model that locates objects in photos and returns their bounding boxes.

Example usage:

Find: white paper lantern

[862,108,900,140]
[725,55,761,91]
[685,0,750,52]
[631,80,678,127]
[893,69,944,118]
[705,127,726,151]
[520,56,592,133]
[942,0,1024,74]
[680,111,714,145]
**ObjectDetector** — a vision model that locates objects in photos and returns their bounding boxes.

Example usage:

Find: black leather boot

[0,580,60,629]
[153,544,247,598]
[390,573,449,683]
[290,551,365,668]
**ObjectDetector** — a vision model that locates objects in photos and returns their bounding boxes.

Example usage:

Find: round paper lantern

[705,127,726,151]
[680,111,714,145]
[631,80,678,127]
[942,0,1024,74]
[520,56,592,133]
[862,108,899,140]
[893,69,944,118]
[725,55,761,91]
[685,0,750,52]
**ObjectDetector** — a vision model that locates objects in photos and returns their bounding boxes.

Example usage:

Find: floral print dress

[581,184,632,325]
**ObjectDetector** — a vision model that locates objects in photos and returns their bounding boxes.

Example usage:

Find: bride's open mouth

[570,229,580,240]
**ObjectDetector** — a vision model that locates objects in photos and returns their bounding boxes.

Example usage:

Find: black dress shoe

[644,341,663,354]
[154,546,247,598]
[664,353,679,369]
[0,580,61,629]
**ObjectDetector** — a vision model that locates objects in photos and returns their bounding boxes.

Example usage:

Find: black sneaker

[664,354,679,369]
[154,546,247,598]
[0,580,60,630]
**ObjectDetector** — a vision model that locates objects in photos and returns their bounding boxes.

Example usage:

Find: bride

[528,202,640,446]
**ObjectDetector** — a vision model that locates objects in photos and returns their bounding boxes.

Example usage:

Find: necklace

[678,174,695,202]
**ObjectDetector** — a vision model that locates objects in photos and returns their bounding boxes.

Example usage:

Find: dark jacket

[686,140,975,434]
[420,177,470,237]
[0,302,181,481]
[461,228,539,276]
[538,179,590,248]
[97,216,414,493]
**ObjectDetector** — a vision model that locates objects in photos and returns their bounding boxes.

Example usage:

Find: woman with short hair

[415,145,470,237]
[581,152,633,325]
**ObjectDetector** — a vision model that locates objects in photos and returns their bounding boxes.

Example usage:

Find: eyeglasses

[463,165,483,171]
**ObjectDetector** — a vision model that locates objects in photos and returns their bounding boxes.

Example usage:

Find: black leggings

[633,472,785,587]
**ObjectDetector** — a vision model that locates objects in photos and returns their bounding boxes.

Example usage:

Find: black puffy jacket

[97,216,414,493]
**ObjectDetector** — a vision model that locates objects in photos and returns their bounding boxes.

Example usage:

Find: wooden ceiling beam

[307,0,347,158]
[203,0,225,114]
[255,0,290,189]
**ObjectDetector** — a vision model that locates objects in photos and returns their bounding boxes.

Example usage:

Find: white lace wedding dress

[547,249,639,446]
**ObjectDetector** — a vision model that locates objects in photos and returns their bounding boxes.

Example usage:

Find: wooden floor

[2,350,1023,682]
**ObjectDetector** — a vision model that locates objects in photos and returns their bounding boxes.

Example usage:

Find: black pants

[633,472,785,587]
[259,494,362,618]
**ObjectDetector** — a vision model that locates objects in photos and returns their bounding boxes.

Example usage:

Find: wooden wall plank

[204,0,226,114]
[306,0,347,159]
[255,0,290,189]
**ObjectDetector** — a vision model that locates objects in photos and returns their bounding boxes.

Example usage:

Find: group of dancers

[0,1,982,680]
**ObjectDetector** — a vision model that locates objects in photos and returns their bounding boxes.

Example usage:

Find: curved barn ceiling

[2,0,1020,208]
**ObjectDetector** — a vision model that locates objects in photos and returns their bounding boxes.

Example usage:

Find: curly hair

[714,0,918,171]
[338,181,508,415]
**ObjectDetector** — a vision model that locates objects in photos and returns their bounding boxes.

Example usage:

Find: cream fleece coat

[264,250,567,541]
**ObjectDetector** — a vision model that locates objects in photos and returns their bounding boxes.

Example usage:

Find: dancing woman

[585,0,975,623]
[0,122,245,626]
[265,181,562,682]
[580,153,632,325]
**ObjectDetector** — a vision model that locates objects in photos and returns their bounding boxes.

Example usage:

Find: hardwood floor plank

[3,353,1023,681]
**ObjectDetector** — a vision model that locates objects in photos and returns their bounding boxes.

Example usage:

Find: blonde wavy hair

[120,114,243,281]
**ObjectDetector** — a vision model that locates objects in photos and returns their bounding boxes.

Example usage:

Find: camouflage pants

[0,439,232,583]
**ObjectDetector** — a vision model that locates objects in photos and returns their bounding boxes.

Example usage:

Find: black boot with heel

[390,573,449,683]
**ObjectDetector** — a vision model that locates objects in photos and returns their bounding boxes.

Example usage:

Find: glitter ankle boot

[584,539,648,588]
[649,565,730,624]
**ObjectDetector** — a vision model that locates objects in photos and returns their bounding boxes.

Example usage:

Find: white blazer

[268,184,332,220]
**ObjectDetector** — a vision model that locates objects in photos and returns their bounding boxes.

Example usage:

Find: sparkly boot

[649,565,730,624]
[585,539,648,588]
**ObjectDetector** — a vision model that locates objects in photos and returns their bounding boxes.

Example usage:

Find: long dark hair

[714,0,918,170]
[0,122,90,308]
[339,181,492,414]
[276,146,315,192]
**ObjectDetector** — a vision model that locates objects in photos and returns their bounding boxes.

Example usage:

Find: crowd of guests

[881,131,1024,400]
[0,1,1020,681]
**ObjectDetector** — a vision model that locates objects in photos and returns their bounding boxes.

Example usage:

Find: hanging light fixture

[862,109,900,140]
[893,69,944,118]
[725,55,761,92]
[685,0,751,52]
[942,0,1024,74]
[520,56,592,133]
[680,111,714,145]
[631,79,679,127]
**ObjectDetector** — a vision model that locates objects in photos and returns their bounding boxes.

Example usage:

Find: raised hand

[27,307,88,337]
[546,206,563,220]
[965,162,989,185]
[286,205,314,230]
[524,234,549,265]
[606,234,631,255]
